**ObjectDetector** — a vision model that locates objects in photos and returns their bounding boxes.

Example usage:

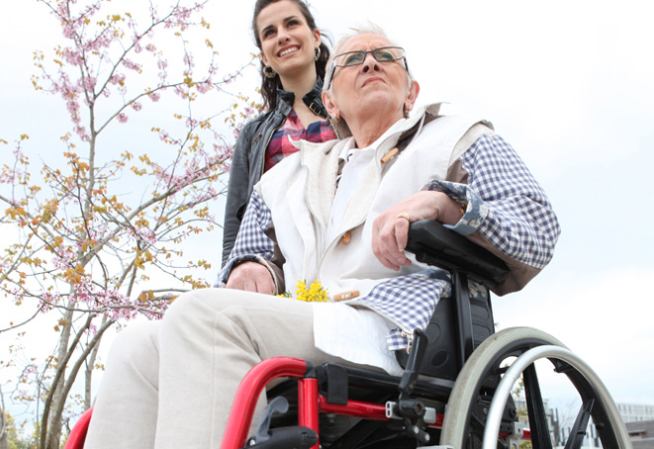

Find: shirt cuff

[422,180,488,235]
[214,254,281,293]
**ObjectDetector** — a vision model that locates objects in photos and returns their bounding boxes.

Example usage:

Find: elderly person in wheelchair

[82,25,577,449]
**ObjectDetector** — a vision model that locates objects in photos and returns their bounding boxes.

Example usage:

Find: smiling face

[256,0,321,80]
[322,33,419,138]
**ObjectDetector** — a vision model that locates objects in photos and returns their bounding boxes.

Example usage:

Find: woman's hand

[372,191,462,270]
[225,261,276,295]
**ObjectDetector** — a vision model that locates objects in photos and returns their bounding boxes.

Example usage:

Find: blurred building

[625,420,654,449]
[617,403,654,423]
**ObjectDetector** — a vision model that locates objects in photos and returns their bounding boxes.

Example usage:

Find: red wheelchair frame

[220,356,537,449]
[64,221,631,449]
[65,356,532,449]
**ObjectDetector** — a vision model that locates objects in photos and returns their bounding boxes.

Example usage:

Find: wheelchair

[65,220,631,449]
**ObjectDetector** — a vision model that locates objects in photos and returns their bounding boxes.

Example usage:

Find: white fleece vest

[255,105,485,307]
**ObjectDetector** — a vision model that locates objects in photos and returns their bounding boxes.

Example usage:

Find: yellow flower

[295,279,329,302]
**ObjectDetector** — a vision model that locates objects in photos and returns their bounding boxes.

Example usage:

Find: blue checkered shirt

[217,133,560,351]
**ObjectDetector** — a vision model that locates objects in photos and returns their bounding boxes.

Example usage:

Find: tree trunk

[0,409,8,449]
[84,328,104,410]
[45,309,75,449]
[40,316,112,449]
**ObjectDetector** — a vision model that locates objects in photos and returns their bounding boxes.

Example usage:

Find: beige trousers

[84,288,373,449]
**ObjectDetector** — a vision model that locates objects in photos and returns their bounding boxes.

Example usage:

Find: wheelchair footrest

[244,426,318,449]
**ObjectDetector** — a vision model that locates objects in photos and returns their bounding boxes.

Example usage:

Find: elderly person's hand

[225,261,275,295]
[372,191,463,270]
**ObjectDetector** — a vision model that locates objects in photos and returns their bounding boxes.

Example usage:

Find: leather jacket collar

[276,77,328,118]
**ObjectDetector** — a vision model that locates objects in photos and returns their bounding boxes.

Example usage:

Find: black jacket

[221,78,329,266]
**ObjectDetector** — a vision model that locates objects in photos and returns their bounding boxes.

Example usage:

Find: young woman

[222,0,337,265]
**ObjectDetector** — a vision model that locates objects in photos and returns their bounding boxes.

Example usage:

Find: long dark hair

[252,0,330,111]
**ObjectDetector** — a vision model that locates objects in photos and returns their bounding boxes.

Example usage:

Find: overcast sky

[1,0,653,424]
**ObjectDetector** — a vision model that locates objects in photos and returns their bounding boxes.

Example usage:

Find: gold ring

[396,212,411,222]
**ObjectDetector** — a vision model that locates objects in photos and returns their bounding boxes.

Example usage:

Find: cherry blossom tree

[0,0,258,447]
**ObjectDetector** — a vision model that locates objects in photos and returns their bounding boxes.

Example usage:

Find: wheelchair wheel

[439,327,631,449]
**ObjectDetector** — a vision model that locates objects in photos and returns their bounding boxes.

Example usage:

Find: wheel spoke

[563,399,595,449]
[523,363,553,449]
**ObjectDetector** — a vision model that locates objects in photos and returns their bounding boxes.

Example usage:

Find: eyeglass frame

[325,46,410,90]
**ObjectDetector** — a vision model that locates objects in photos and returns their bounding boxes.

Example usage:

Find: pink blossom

[57,73,81,96]
[12,288,25,305]
[23,365,37,377]
[63,48,83,66]
[71,281,94,305]
[75,125,90,141]
[53,249,75,270]
[83,76,97,93]
[96,289,137,321]
[131,101,142,111]
[173,85,187,98]
[118,113,128,123]
[13,147,26,159]
[214,144,234,172]
[175,7,192,21]
[122,59,141,72]
[196,81,212,94]
[149,92,161,102]
[41,291,61,304]
[66,100,81,120]
[146,44,156,52]
[109,73,126,85]
[242,107,258,120]
[61,21,76,40]
[183,53,194,68]
[86,28,114,52]
[137,228,157,245]
[2,148,28,183]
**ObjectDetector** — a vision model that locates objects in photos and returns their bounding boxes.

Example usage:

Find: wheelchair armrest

[406,220,509,290]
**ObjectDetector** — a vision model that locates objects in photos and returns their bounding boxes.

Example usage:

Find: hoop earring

[263,65,277,79]
[315,47,321,61]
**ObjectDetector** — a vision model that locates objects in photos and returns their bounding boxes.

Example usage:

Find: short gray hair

[323,23,414,93]
[322,23,415,139]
